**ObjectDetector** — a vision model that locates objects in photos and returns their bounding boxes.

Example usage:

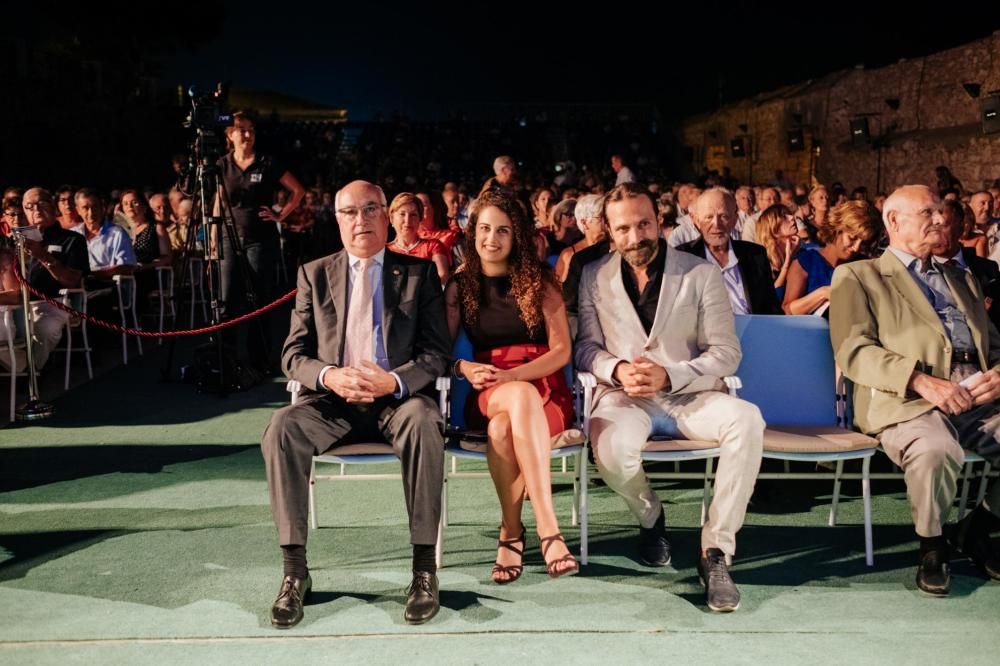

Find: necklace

[395,237,422,252]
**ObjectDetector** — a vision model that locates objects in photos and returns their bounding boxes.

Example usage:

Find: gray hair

[574,194,604,232]
[493,155,514,175]
[690,186,736,220]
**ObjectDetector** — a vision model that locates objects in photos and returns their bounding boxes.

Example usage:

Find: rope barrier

[12,266,296,338]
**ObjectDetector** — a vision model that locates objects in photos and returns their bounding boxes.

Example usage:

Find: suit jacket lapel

[648,246,683,342]
[943,262,989,367]
[606,253,647,343]
[382,251,403,343]
[880,251,946,336]
[326,252,349,364]
[731,241,757,311]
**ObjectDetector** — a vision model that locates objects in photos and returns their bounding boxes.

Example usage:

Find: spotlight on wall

[963,82,982,99]
[731,137,746,157]
[885,98,900,111]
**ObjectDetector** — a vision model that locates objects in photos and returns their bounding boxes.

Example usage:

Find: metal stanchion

[12,230,54,421]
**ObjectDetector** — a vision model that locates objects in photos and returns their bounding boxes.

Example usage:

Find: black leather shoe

[270,574,312,629]
[952,512,1000,581]
[697,548,741,612]
[404,571,439,625]
[638,512,671,567]
[916,547,950,596]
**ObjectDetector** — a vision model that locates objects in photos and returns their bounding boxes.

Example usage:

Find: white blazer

[574,245,742,406]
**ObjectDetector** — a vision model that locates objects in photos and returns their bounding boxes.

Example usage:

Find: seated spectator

[611,154,636,185]
[416,191,459,259]
[165,199,193,254]
[55,185,83,233]
[479,155,518,197]
[77,188,137,281]
[545,198,581,258]
[957,200,988,258]
[936,198,1000,330]
[677,188,782,315]
[122,190,173,312]
[783,199,881,315]
[444,188,578,582]
[0,187,88,371]
[2,196,25,236]
[755,204,801,303]
[734,186,755,237]
[555,194,605,282]
[530,187,555,229]
[657,195,678,240]
[666,184,703,247]
[738,187,778,243]
[148,193,172,227]
[386,192,449,284]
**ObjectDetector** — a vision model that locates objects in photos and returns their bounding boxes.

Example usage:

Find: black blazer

[963,247,1000,331]
[677,238,782,315]
[282,249,451,399]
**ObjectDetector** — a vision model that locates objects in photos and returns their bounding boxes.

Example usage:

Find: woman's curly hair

[457,189,557,336]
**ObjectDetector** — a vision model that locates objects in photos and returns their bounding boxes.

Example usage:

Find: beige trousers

[879,363,1000,537]
[0,301,68,372]
[589,388,765,556]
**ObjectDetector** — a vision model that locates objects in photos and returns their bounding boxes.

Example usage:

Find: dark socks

[282,544,308,579]
[919,534,947,557]
[413,544,437,574]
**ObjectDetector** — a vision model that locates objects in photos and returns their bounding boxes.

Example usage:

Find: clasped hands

[910,369,1000,416]
[614,357,670,397]
[457,361,517,391]
[323,361,398,403]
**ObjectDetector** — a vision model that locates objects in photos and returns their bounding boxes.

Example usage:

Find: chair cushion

[763,425,877,453]
[643,438,719,452]
[318,442,395,456]
[457,428,586,454]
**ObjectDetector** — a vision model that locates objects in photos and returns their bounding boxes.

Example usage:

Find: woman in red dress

[416,191,460,259]
[444,189,578,583]
[386,193,450,285]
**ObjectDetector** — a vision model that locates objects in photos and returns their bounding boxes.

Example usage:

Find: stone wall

[680,31,1000,194]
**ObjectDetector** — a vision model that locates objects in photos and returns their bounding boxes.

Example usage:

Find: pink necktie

[343,258,374,367]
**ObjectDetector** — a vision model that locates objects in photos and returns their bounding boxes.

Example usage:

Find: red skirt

[463,343,573,437]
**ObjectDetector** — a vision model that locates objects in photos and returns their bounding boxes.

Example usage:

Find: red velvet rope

[12,266,296,338]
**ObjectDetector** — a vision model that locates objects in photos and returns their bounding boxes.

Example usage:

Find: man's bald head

[969,191,993,228]
[691,187,738,250]
[335,180,387,211]
[334,180,390,258]
[882,185,945,259]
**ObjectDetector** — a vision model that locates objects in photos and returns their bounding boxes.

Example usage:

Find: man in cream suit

[576,183,764,612]
[831,184,1000,596]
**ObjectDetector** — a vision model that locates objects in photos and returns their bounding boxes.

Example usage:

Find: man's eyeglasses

[23,202,50,211]
[336,203,385,220]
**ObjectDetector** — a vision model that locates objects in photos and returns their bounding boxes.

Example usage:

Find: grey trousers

[261,392,444,547]
[879,364,1000,537]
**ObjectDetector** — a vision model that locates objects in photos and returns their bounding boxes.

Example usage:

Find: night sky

[160,2,1000,121]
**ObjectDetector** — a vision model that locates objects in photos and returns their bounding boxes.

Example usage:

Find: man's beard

[621,238,658,267]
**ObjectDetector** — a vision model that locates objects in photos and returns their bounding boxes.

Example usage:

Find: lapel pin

[392,267,401,276]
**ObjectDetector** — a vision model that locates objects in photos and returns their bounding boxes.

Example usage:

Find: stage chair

[442,329,590,564]
[111,274,143,364]
[0,304,28,421]
[57,288,93,390]
[288,379,444,568]
[733,314,878,566]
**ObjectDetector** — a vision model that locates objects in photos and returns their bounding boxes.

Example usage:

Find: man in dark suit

[261,180,450,628]
[677,188,782,315]
[936,198,1000,331]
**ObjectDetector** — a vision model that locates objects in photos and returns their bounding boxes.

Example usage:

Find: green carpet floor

[1,353,998,664]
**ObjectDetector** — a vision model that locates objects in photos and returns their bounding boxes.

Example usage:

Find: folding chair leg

[442,471,449,528]
[829,459,844,527]
[976,463,991,507]
[580,447,589,566]
[63,324,72,390]
[131,298,143,356]
[571,452,579,527]
[701,458,714,527]
[863,455,874,566]
[82,320,93,379]
[435,511,443,569]
[308,460,318,530]
[958,461,974,520]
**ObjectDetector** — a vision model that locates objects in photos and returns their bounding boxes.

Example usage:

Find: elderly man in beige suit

[831,184,1000,596]
[576,183,764,612]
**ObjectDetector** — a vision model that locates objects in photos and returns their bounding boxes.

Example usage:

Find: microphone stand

[13,232,55,421]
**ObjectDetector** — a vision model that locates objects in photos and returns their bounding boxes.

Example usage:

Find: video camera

[177,82,233,196]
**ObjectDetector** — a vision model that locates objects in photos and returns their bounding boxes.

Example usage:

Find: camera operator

[215,111,306,374]
[0,188,89,371]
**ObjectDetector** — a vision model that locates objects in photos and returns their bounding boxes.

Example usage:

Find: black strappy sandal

[540,533,579,579]
[492,523,526,584]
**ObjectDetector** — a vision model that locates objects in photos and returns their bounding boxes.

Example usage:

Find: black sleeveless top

[133,223,158,264]
[465,275,545,351]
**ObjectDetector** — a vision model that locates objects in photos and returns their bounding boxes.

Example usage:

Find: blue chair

[733,314,878,566]
[442,329,590,564]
